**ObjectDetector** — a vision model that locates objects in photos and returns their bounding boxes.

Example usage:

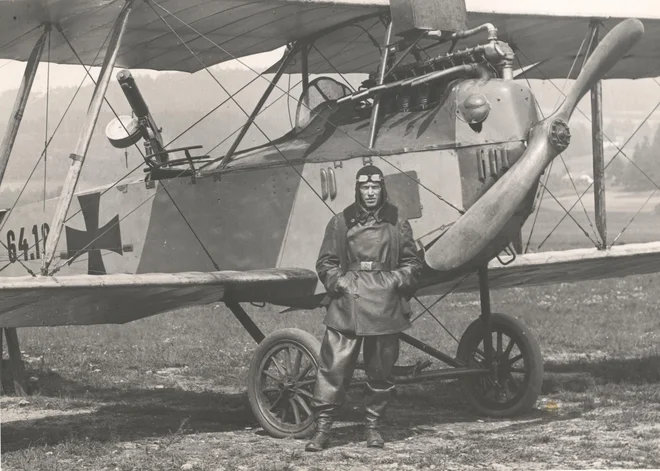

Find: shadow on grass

[312,381,571,449]
[3,369,580,453]
[542,355,660,394]
[1,370,252,453]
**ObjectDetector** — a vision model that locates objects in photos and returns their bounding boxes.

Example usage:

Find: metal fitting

[549,119,571,151]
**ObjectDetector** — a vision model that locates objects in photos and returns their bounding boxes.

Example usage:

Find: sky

[0,48,284,95]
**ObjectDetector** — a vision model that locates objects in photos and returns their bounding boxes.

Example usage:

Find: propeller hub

[549,119,570,152]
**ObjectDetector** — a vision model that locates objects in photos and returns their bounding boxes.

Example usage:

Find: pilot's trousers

[312,327,399,419]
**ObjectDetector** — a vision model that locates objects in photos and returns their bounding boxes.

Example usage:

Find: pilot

[306,164,423,451]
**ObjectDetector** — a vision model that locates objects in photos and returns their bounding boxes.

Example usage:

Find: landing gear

[456,312,543,416]
[455,266,543,417]
[247,328,321,438]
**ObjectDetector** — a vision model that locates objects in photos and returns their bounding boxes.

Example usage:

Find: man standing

[306,164,423,452]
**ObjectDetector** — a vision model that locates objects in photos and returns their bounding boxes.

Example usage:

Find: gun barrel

[117,69,149,118]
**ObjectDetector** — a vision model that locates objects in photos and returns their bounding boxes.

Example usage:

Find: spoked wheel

[456,313,543,417]
[247,328,321,438]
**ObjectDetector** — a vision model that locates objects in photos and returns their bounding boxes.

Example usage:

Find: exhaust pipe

[425,18,645,271]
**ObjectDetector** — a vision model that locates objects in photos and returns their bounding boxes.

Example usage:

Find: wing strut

[219,43,298,168]
[41,1,133,276]
[368,19,393,149]
[0,26,49,186]
[589,21,607,249]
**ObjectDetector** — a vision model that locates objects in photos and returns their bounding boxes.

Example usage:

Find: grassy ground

[2,207,660,470]
[3,273,660,470]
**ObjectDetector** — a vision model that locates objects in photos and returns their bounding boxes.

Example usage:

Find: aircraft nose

[424,18,645,272]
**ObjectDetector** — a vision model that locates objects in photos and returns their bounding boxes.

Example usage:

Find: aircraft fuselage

[0,76,540,307]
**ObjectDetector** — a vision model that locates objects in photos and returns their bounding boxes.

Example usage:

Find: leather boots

[305,407,335,452]
[365,387,390,448]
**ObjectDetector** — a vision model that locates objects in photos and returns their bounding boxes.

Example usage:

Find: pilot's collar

[343,201,398,230]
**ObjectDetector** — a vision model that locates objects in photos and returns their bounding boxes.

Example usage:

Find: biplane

[0,0,659,439]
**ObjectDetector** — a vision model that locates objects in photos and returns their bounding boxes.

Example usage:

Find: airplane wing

[418,241,660,296]
[0,0,386,72]
[297,1,660,79]
[1,1,658,78]
[0,268,318,328]
[4,242,660,329]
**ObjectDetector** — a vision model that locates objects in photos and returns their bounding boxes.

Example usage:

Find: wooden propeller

[425,18,645,272]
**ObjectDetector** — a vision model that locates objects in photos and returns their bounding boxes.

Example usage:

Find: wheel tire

[456,313,543,417]
[247,328,321,438]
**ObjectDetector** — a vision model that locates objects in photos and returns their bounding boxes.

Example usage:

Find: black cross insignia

[65,192,123,275]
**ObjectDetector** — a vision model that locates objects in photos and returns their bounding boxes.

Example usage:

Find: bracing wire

[515,45,660,250]
[200,21,378,165]
[312,45,357,93]
[0,75,94,237]
[204,75,305,157]
[54,24,225,273]
[517,46,660,186]
[0,21,116,238]
[52,62,326,276]
[43,28,51,212]
[610,189,658,247]
[538,181,599,246]
[0,23,119,275]
[48,4,366,275]
[536,101,660,251]
[515,30,600,250]
[45,10,387,276]
[161,186,220,270]
[48,164,195,276]
[410,273,472,345]
[0,25,42,57]
[148,0,464,215]
[147,0,338,218]
[164,73,263,148]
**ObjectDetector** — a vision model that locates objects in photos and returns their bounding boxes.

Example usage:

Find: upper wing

[281,1,660,79]
[2,1,659,77]
[418,241,660,296]
[0,268,318,328]
[0,0,386,72]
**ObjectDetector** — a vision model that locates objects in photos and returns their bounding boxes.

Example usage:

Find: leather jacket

[316,202,423,335]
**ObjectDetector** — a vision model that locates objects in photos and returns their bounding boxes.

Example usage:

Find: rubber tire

[247,328,321,438]
[456,313,543,417]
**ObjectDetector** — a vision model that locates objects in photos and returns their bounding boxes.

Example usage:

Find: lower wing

[418,241,660,295]
[3,242,659,328]
[0,269,318,328]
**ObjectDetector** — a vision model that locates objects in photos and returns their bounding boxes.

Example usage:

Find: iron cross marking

[65,192,123,275]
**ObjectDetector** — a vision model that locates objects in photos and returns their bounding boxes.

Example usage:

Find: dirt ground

[3,368,660,471]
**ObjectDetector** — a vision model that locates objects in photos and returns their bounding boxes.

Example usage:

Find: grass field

[2,204,660,470]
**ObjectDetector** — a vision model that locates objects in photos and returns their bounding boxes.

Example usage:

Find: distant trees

[0,185,63,208]
[609,125,660,191]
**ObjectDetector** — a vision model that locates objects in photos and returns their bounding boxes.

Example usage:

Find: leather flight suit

[312,201,423,411]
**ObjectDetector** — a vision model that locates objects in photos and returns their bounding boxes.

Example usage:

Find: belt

[347,261,387,271]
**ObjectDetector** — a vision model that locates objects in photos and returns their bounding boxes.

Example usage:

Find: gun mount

[105,69,168,164]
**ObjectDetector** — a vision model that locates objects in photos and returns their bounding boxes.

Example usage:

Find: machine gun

[105,69,211,183]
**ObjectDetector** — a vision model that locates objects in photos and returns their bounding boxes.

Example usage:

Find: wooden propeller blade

[425,19,644,272]
[557,19,645,122]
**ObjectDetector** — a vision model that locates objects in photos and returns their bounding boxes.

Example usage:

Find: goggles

[357,173,382,183]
